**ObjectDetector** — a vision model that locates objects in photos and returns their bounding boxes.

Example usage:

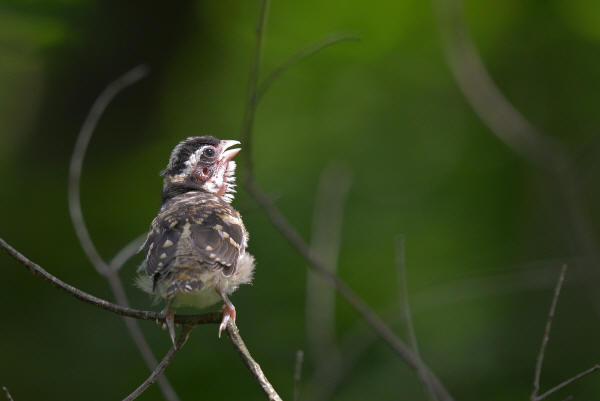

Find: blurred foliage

[2,0,600,400]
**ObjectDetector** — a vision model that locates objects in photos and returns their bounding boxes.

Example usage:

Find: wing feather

[143,193,245,290]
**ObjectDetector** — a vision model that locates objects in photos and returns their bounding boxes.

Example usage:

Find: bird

[137,136,255,343]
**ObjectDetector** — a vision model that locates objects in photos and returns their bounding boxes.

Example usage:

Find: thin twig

[396,237,438,401]
[109,234,146,272]
[257,33,359,101]
[68,64,148,276]
[2,386,14,401]
[293,350,304,401]
[226,322,283,401]
[122,325,194,401]
[240,0,270,176]
[68,65,180,401]
[528,266,599,400]
[0,237,221,325]
[536,365,600,401]
[531,265,568,400]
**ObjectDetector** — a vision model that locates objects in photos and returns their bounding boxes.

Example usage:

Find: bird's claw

[163,309,177,347]
[218,303,236,338]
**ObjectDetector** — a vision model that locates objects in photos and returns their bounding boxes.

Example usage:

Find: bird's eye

[203,147,215,158]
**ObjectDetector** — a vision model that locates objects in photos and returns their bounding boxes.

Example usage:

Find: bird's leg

[160,299,177,346]
[217,288,236,338]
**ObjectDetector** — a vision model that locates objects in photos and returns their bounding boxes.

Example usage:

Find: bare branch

[226,322,283,401]
[122,325,194,401]
[536,365,600,401]
[68,65,181,401]
[531,265,568,400]
[3,236,284,399]
[68,65,149,276]
[257,33,359,102]
[293,350,304,401]
[528,266,599,401]
[2,386,14,401]
[0,237,221,326]
[240,0,270,176]
[244,182,453,401]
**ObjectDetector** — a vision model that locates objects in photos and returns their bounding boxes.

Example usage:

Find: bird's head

[161,136,241,202]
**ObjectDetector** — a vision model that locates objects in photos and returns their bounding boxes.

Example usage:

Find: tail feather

[165,268,205,297]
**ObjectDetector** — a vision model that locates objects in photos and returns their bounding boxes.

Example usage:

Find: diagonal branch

[0,237,220,325]
[531,265,568,400]
[122,325,194,401]
[244,182,453,401]
[226,322,283,401]
[536,364,600,401]
[2,387,14,401]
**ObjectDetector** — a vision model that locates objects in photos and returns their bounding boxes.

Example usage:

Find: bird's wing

[143,195,245,286]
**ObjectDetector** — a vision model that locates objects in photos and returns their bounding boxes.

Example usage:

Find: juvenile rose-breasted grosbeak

[138,136,255,342]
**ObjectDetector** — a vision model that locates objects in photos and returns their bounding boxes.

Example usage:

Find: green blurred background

[2,0,600,400]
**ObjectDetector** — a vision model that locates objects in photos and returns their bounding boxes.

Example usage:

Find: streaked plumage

[138,136,254,340]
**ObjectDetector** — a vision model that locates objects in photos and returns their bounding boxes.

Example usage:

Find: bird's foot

[218,303,236,338]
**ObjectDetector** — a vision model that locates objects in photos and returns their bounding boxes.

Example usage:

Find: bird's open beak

[219,140,241,162]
